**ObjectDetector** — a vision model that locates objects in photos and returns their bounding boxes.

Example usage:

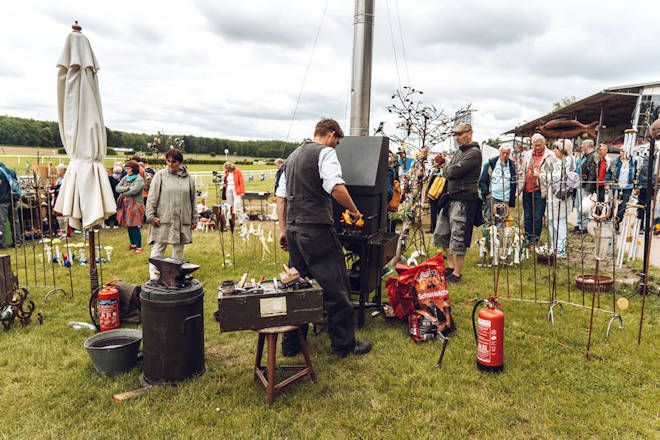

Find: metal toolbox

[216,279,324,332]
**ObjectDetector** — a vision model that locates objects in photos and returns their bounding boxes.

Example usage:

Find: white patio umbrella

[55,22,116,301]
[55,22,116,230]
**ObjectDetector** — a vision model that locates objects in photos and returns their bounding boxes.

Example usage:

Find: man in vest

[275,118,372,358]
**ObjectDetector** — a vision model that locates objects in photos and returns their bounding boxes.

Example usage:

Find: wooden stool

[254,325,317,407]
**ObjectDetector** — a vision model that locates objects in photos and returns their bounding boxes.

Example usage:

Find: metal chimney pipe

[349,0,375,136]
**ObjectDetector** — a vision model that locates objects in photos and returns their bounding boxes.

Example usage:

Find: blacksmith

[433,122,483,284]
[275,118,371,358]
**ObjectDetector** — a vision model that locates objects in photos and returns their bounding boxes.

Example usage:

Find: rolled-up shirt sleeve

[275,171,287,198]
[319,147,345,194]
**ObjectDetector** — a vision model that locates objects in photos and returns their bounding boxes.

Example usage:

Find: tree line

[0,115,298,158]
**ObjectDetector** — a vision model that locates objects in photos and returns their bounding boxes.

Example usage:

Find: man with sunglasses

[433,122,483,284]
[275,118,372,358]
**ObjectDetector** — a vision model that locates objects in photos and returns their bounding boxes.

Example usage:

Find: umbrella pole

[88,229,99,296]
[96,229,103,286]
[64,233,74,299]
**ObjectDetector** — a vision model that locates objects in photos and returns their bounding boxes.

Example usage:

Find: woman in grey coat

[145,149,198,280]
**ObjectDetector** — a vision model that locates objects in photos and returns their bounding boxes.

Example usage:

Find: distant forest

[0,115,298,158]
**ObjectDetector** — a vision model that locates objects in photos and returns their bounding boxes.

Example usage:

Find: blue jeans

[614,188,633,230]
[523,190,545,244]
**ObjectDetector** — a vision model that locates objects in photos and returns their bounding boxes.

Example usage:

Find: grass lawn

[0,218,658,439]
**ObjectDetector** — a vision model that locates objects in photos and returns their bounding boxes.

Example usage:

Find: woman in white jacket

[540,139,576,258]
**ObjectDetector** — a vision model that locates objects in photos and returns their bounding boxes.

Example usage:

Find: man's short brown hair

[314,118,344,139]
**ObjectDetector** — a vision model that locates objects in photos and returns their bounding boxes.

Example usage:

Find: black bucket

[140,280,205,384]
[84,328,142,377]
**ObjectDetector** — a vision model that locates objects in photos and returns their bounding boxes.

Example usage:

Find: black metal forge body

[333,136,398,327]
[140,257,205,384]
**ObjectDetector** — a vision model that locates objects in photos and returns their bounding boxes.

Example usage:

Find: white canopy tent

[54,24,116,230]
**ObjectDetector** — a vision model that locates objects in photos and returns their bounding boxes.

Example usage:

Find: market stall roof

[504,81,660,137]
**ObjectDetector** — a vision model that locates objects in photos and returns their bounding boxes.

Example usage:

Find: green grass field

[0,145,277,171]
[0,145,278,204]
[0,216,658,439]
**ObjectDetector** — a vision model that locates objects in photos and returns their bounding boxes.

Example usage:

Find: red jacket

[224,168,245,196]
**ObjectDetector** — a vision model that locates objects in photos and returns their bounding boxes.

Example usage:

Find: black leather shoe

[446,273,462,284]
[334,340,372,358]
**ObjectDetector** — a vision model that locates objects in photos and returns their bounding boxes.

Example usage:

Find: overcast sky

[2,0,660,148]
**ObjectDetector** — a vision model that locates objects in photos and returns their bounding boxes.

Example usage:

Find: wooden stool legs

[254,327,316,407]
[298,330,317,383]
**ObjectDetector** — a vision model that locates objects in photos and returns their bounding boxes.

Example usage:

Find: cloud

[194,0,319,48]
[411,2,551,48]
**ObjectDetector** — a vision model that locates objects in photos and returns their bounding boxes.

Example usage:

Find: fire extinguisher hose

[88,286,102,331]
[471,299,487,344]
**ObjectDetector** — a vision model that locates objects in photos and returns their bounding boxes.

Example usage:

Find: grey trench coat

[146,167,198,245]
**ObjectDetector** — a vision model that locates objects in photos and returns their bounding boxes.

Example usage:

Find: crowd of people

[383,119,660,285]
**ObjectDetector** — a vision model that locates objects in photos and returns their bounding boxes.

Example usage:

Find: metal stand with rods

[638,136,660,344]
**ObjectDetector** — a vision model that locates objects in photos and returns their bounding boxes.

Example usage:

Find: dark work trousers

[522,190,545,245]
[282,225,356,355]
[636,188,659,231]
[614,188,633,230]
[429,198,440,233]
[637,188,647,228]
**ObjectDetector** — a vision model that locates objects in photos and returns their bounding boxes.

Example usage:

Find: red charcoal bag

[386,253,455,334]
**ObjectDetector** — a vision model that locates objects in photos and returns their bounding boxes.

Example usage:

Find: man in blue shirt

[479,145,517,226]
[606,152,636,232]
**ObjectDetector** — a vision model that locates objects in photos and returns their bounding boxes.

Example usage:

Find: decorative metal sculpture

[1,287,41,329]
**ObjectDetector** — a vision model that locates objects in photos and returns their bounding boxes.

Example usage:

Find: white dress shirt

[275,146,345,198]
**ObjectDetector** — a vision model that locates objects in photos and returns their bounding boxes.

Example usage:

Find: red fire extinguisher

[97,286,120,332]
[472,296,504,372]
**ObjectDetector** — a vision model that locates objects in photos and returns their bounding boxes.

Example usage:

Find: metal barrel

[140,280,205,384]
